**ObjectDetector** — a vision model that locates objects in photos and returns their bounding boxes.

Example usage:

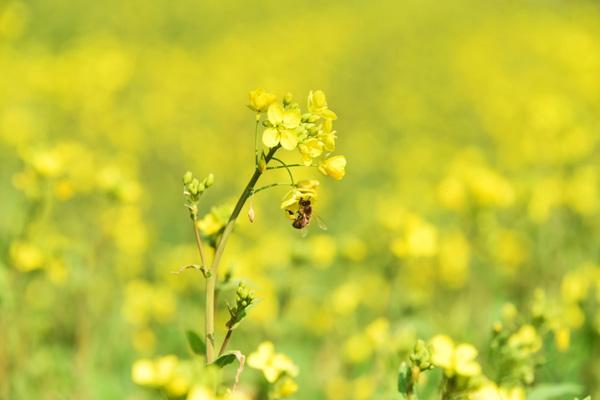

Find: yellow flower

[298,138,324,165]
[430,334,481,377]
[308,90,337,120]
[131,358,156,386]
[263,103,301,150]
[248,89,276,112]
[154,355,178,386]
[318,155,346,180]
[247,341,299,383]
[10,240,44,271]
[554,326,570,352]
[187,385,214,400]
[272,377,299,399]
[318,119,337,151]
[280,180,319,210]
[507,324,542,353]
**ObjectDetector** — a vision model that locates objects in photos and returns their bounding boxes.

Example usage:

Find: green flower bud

[409,339,432,370]
[183,171,193,185]
[189,179,200,195]
[204,173,214,188]
[308,114,320,123]
[258,155,267,173]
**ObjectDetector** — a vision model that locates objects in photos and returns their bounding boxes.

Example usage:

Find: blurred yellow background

[1,0,599,399]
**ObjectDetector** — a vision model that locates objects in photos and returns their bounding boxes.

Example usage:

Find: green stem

[205,146,279,363]
[254,116,261,167]
[266,163,311,169]
[270,157,295,185]
[191,218,208,268]
[218,328,233,356]
[252,182,295,195]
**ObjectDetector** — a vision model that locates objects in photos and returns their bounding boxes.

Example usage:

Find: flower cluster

[250,89,346,180]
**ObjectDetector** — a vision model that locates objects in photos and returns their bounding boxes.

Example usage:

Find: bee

[287,198,327,236]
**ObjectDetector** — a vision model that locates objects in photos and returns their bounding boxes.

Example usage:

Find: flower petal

[282,108,301,129]
[267,103,284,125]
[279,130,298,150]
[262,128,280,148]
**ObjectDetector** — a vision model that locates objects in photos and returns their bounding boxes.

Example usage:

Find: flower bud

[248,89,276,113]
[248,204,255,223]
[283,92,293,106]
[308,114,320,123]
[258,156,267,173]
[204,173,214,188]
[318,155,347,180]
[183,171,193,185]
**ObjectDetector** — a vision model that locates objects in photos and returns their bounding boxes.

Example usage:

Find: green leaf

[528,383,583,400]
[186,330,205,355]
[397,362,411,394]
[213,352,237,368]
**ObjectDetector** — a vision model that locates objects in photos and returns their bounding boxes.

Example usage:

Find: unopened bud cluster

[183,171,214,219]
[397,340,433,398]
[225,283,256,330]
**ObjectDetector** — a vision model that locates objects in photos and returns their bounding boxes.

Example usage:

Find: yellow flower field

[1,0,599,399]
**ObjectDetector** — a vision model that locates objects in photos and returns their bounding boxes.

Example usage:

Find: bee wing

[315,215,328,231]
[300,225,310,238]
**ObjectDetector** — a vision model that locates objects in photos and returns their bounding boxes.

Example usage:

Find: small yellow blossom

[131,358,156,386]
[508,324,542,353]
[263,103,301,150]
[298,138,324,165]
[318,119,337,151]
[248,341,299,383]
[248,89,276,112]
[272,377,299,399]
[318,155,346,180]
[280,180,319,211]
[187,385,214,400]
[10,241,44,271]
[307,90,337,120]
[430,334,481,377]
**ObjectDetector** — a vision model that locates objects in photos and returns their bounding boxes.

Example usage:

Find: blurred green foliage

[1,0,600,399]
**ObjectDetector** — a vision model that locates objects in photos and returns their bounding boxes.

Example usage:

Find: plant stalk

[205,146,278,363]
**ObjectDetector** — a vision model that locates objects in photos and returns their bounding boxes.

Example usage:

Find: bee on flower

[280,180,327,233]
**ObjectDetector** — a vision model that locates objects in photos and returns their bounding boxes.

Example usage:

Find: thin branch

[269,157,296,185]
[192,219,208,268]
[204,146,279,363]
[252,182,295,195]
[218,328,233,356]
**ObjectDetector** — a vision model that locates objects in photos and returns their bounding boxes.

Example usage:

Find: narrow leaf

[186,330,205,355]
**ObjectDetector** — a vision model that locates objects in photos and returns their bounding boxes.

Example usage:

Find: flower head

[263,103,302,150]
[319,155,347,180]
[308,90,337,120]
[430,335,481,377]
[248,89,276,113]
[280,180,319,211]
[248,341,299,383]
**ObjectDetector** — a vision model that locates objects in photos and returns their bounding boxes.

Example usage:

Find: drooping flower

[318,155,347,180]
[262,103,302,150]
